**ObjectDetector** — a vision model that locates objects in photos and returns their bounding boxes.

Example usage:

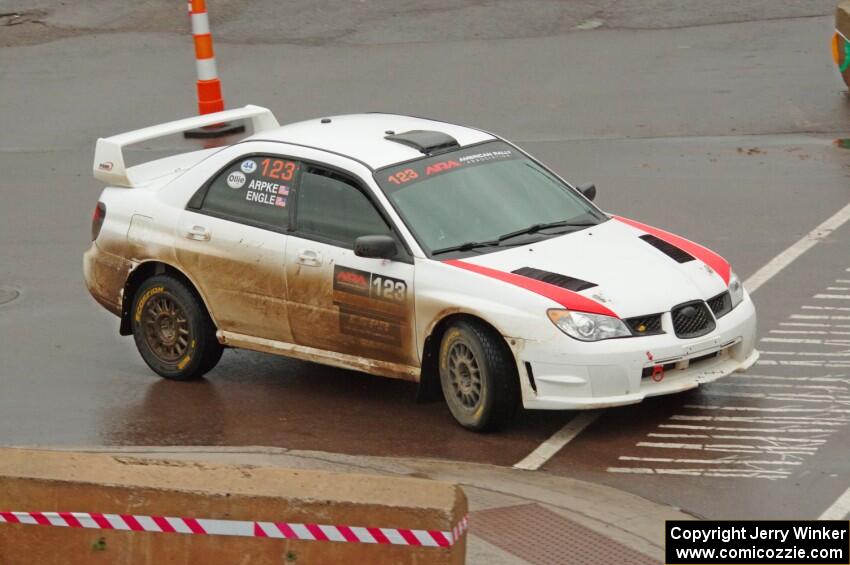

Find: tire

[131,274,222,381]
[438,319,519,431]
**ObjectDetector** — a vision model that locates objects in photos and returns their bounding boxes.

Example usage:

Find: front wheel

[131,275,222,380]
[438,320,519,431]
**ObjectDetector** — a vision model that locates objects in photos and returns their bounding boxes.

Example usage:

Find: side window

[296,167,393,247]
[198,155,297,230]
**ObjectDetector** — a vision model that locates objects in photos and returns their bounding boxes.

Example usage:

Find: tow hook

[646,351,665,382]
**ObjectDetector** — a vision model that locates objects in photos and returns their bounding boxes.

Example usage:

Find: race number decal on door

[332,265,408,345]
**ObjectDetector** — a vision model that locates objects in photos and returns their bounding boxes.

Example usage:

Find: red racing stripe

[613,216,731,284]
[444,259,618,317]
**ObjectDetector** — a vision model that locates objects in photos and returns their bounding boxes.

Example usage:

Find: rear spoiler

[93,105,279,187]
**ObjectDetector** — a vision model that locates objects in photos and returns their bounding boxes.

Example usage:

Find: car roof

[246,113,496,170]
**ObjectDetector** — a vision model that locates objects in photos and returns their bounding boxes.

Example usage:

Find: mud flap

[415,345,444,403]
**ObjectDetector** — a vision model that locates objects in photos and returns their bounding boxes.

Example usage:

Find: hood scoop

[639,234,695,263]
[512,267,597,292]
[384,130,460,155]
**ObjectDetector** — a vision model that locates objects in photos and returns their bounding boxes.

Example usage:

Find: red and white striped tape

[0,511,468,548]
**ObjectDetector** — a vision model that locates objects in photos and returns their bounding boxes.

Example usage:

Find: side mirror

[576,183,596,201]
[354,235,398,259]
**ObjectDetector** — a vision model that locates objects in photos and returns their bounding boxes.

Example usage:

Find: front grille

[671,301,715,339]
[625,314,664,336]
[707,291,732,318]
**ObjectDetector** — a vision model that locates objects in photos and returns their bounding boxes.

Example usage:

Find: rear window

[198,156,297,230]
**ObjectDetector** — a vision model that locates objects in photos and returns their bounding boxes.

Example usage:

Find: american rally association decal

[382,141,520,187]
[332,265,408,345]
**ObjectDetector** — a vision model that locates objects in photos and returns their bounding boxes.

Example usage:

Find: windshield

[375,141,607,255]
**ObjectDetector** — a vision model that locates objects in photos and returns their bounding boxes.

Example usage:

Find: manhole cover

[0,288,20,306]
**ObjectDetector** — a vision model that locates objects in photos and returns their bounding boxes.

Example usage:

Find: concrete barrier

[0,448,467,564]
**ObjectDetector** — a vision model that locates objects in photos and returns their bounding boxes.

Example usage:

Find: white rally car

[84,106,758,431]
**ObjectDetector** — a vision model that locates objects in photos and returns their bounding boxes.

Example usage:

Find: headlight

[728,271,744,308]
[548,309,632,341]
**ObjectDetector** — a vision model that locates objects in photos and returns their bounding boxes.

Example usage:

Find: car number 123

[371,275,406,303]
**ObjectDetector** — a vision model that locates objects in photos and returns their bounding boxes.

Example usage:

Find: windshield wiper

[431,239,502,255]
[431,220,597,256]
[497,220,597,242]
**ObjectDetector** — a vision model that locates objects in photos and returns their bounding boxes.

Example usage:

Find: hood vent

[639,234,695,264]
[512,267,597,292]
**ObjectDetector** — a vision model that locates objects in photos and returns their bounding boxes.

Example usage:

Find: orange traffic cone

[184,0,245,138]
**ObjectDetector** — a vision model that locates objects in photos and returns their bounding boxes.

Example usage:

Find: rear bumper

[517,292,758,410]
[83,243,132,317]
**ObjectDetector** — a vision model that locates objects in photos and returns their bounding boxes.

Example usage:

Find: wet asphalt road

[1,2,850,520]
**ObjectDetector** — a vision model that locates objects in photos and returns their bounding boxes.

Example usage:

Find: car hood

[451,217,730,319]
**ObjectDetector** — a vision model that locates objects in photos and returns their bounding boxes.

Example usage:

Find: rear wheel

[438,319,519,431]
[131,275,222,380]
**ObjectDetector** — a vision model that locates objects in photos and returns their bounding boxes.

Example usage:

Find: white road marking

[661,424,839,433]
[698,390,850,404]
[713,381,850,391]
[743,201,850,293]
[835,279,850,283]
[819,487,850,520]
[607,467,791,479]
[758,360,850,368]
[636,441,816,455]
[780,322,850,328]
[771,329,850,335]
[758,350,850,357]
[814,294,850,300]
[731,374,850,383]
[802,305,850,312]
[648,433,826,443]
[637,442,700,449]
[671,414,849,423]
[684,404,850,413]
[512,411,600,470]
[619,455,800,466]
[760,337,850,345]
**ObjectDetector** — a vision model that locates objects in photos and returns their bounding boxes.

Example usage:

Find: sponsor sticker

[332,266,407,304]
[333,266,371,297]
[240,160,257,174]
[379,141,520,189]
[227,171,247,189]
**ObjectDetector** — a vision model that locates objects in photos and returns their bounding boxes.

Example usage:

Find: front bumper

[516,292,758,410]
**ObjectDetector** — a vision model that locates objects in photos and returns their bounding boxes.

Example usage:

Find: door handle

[184,225,211,241]
[297,249,322,267]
